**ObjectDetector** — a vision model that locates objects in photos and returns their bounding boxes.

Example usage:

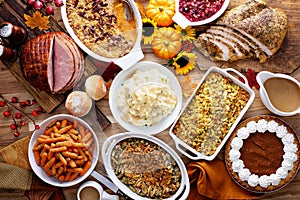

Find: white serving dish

[256,71,300,116]
[102,132,190,200]
[172,0,230,29]
[109,61,182,135]
[169,66,255,160]
[61,0,144,70]
[28,114,99,187]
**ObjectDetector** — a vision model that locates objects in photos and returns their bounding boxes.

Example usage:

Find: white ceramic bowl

[61,0,144,70]
[28,114,99,187]
[172,0,230,29]
[109,61,182,135]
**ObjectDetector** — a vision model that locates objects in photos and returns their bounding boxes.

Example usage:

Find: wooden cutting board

[0,0,111,129]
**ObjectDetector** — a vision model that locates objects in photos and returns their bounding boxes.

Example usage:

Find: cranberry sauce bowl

[172,0,230,29]
[61,0,143,70]
[169,66,255,160]
[102,133,190,200]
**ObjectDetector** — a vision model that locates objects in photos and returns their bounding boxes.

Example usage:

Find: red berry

[0,101,5,107]
[20,120,26,127]
[27,0,35,5]
[19,102,26,108]
[25,100,31,106]
[32,99,37,104]
[11,96,18,103]
[35,125,40,130]
[14,113,21,119]
[3,110,10,117]
[32,110,39,117]
[33,1,43,9]
[46,5,55,15]
[54,0,63,7]
[10,124,17,130]
[37,106,43,112]
[14,132,20,137]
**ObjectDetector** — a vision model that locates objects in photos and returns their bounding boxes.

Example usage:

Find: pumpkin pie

[225,115,300,193]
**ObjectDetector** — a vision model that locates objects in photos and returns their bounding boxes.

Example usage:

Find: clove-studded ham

[20,32,84,94]
[194,0,287,63]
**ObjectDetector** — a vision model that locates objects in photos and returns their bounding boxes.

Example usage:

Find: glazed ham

[21,32,84,94]
[194,0,287,63]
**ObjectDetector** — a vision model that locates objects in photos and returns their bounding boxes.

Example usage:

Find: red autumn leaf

[239,69,260,89]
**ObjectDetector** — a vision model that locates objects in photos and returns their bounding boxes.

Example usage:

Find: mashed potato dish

[116,69,177,126]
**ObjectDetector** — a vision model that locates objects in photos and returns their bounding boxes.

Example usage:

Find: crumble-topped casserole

[173,72,250,156]
[66,0,137,58]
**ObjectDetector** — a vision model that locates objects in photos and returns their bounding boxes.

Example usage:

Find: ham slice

[52,35,75,93]
[56,33,84,92]
[21,32,84,94]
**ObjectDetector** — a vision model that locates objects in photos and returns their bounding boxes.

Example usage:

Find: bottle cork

[0,22,27,44]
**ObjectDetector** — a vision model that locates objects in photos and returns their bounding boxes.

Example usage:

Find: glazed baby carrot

[49,146,68,153]
[80,161,92,176]
[61,119,68,128]
[34,151,41,165]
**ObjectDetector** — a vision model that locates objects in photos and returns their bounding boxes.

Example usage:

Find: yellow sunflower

[172,51,197,75]
[174,24,196,41]
[142,18,157,45]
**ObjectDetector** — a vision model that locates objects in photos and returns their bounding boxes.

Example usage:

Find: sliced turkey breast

[194,0,287,63]
[205,30,251,59]
[209,25,268,62]
[217,0,287,56]
[195,33,244,62]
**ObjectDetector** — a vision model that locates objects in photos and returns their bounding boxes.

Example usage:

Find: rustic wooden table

[0,0,299,199]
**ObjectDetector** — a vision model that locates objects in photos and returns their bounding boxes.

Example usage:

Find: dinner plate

[61,0,144,70]
[109,61,182,135]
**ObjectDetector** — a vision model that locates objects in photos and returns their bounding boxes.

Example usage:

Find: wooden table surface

[0,0,300,199]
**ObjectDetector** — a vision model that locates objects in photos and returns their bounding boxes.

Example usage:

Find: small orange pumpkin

[152,27,182,59]
[146,0,175,27]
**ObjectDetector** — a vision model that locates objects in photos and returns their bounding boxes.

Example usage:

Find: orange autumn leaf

[24,11,50,31]
[179,75,197,98]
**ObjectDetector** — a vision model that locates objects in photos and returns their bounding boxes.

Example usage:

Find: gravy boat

[256,71,300,116]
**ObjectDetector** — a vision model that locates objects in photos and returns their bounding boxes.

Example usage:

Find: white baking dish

[169,66,255,160]
[61,0,143,70]
[102,132,190,200]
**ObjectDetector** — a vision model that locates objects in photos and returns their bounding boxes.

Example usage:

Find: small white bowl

[109,61,182,135]
[28,114,99,187]
[172,0,230,29]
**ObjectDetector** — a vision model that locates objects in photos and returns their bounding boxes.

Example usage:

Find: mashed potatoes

[116,69,177,126]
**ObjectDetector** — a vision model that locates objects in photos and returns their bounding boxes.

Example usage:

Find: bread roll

[65,91,92,117]
[85,75,107,100]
